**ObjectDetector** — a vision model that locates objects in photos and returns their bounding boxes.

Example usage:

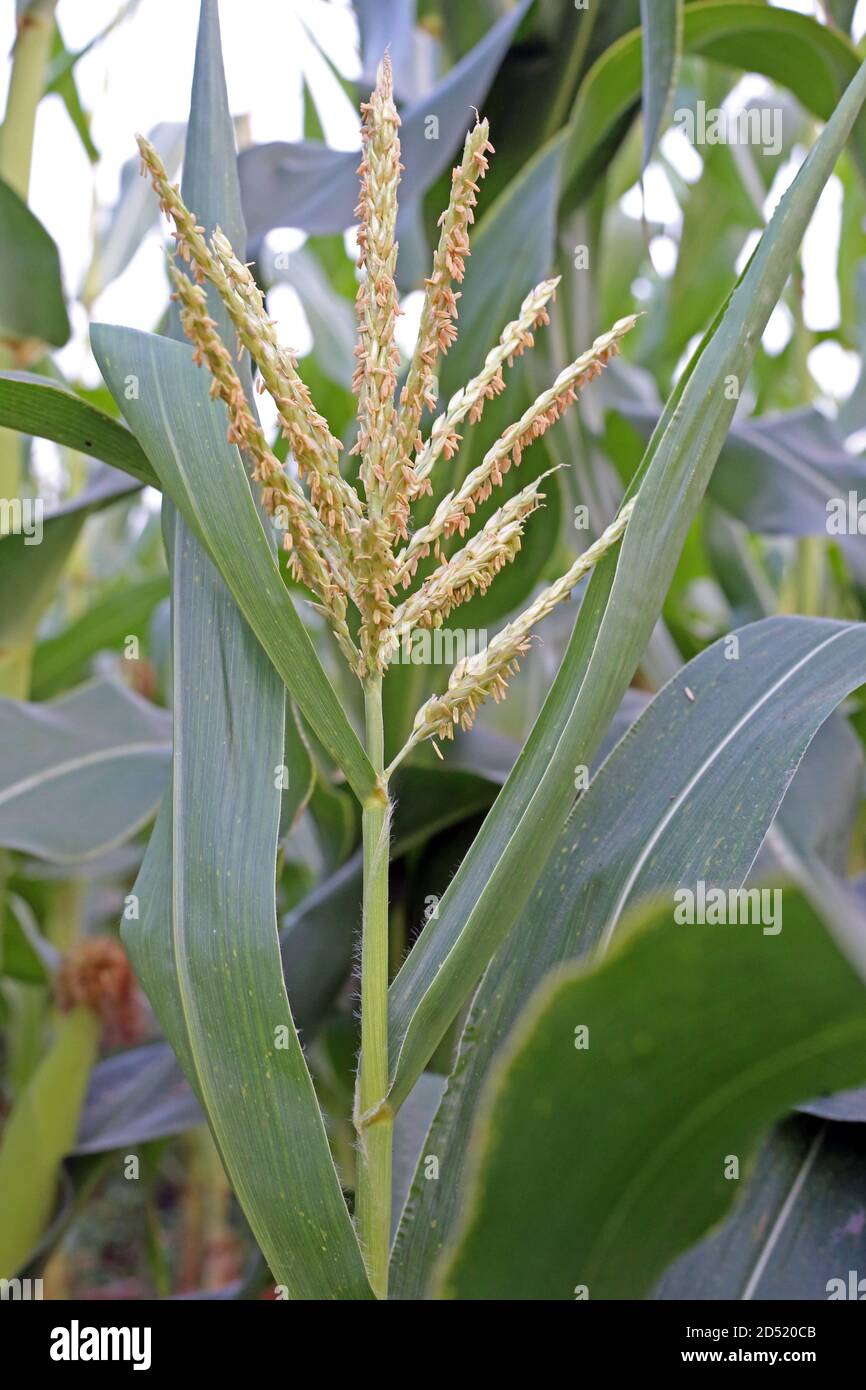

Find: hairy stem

[355,676,393,1297]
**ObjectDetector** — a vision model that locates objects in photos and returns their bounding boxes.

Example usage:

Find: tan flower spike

[396,499,636,765]
[138,58,636,710]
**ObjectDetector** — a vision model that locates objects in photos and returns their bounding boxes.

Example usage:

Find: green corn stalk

[0,0,57,529]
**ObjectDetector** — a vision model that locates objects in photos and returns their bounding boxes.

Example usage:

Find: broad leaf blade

[0,372,155,486]
[436,890,866,1300]
[562,2,866,212]
[0,465,142,657]
[655,1115,866,1299]
[31,574,169,699]
[237,0,532,244]
[74,1042,203,1155]
[617,402,866,588]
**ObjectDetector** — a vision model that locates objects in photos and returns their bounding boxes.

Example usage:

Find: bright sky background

[1,0,864,403]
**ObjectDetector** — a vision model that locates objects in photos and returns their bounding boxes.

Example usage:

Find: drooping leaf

[355,0,417,102]
[0,371,156,487]
[74,1041,203,1155]
[0,678,170,863]
[616,402,866,588]
[0,464,144,701]
[31,574,169,700]
[562,2,866,214]
[655,1114,866,1299]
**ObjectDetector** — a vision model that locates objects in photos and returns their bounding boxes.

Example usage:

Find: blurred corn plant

[5,0,866,1301]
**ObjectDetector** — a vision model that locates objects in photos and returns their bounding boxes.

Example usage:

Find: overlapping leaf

[386,51,866,1111]
[392,616,866,1294]
[435,890,866,1300]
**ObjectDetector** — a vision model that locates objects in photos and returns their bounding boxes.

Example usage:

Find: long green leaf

[391,615,866,1292]
[639,0,682,170]
[386,51,866,1111]
[237,0,532,244]
[135,520,370,1296]
[107,0,371,1299]
[31,574,169,699]
[0,465,141,656]
[616,402,866,588]
[0,372,155,485]
[74,1041,202,1156]
[436,890,866,1299]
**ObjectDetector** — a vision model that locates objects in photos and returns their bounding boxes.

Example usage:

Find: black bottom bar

[1,1296,862,1375]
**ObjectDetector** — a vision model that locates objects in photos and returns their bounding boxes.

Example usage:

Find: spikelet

[395,118,494,511]
[412,276,559,489]
[384,471,554,654]
[137,135,363,552]
[349,56,406,672]
[396,315,637,579]
[209,231,362,543]
[169,266,360,670]
[353,54,402,507]
[405,500,636,753]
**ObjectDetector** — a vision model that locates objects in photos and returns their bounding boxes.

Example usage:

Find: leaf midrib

[0,739,169,808]
[600,625,855,950]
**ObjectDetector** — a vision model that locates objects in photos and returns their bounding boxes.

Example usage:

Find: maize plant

[127,60,643,1297]
[5,0,866,1311]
